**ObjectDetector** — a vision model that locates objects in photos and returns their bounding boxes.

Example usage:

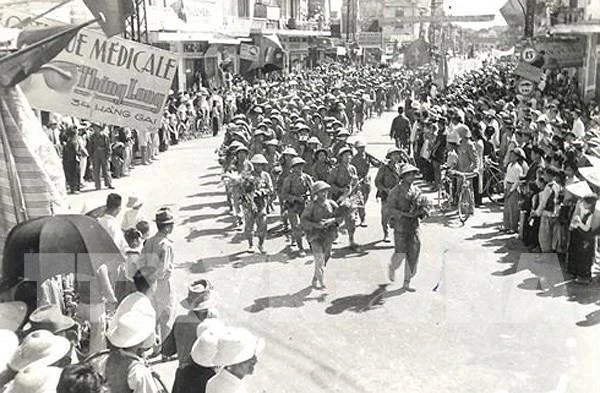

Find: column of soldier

[217,69,429,291]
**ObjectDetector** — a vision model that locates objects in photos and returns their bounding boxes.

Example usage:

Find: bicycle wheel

[485,174,504,205]
[457,185,472,223]
[437,187,448,214]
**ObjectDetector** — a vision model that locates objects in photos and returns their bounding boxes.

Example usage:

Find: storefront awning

[550,23,600,35]
[149,31,243,44]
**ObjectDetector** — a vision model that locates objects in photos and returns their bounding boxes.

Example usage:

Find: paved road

[68,112,600,393]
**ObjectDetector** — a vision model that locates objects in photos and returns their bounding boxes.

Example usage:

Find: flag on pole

[500,0,525,28]
[0,22,91,87]
[0,85,67,264]
[82,0,135,37]
[170,0,187,23]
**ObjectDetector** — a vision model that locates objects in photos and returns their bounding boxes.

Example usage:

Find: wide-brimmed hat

[0,301,27,332]
[290,157,306,167]
[106,311,155,349]
[155,208,174,225]
[126,194,143,209]
[354,140,366,148]
[336,129,350,138]
[9,330,70,372]
[264,139,279,147]
[250,154,268,165]
[399,164,419,178]
[307,136,321,145]
[312,181,331,194]
[337,147,353,157]
[282,147,298,156]
[0,330,19,374]
[211,327,265,367]
[23,305,75,335]
[4,365,62,393]
[235,145,249,154]
[180,279,215,311]
[511,147,527,160]
[580,166,600,188]
[386,147,402,158]
[566,181,596,199]
[191,319,226,367]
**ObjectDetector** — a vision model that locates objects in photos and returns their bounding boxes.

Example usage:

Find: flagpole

[10,0,74,28]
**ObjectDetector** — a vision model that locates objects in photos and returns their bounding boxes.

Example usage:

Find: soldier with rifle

[375,147,404,243]
[281,157,314,256]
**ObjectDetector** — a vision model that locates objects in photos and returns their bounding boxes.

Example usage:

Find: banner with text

[20,29,179,131]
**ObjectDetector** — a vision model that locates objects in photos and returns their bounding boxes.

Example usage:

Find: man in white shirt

[572,109,585,139]
[98,193,127,254]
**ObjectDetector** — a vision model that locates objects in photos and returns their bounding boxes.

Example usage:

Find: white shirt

[572,117,585,138]
[98,214,127,253]
[206,369,247,393]
[504,162,524,191]
[122,208,145,230]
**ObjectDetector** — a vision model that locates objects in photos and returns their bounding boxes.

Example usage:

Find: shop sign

[534,37,585,68]
[240,44,260,62]
[20,29,179,132]
[513,62,544,83]
[357,32,382,48]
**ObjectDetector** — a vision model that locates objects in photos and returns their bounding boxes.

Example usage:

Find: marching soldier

[302,181,342,290]
[243,154,274,254]
[312,147,331,182]
[303,137,322,176]
[350,140,379,227]
[387,164,430,291]
[277,147,298,235]
[228,145,254,227]
[281,157,314,256]
[330,129,351,158]
[328,147,361,251]
[375,147,404,242]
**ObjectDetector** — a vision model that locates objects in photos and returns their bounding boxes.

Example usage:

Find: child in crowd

[136,220,151,242]
[115,228,143,302]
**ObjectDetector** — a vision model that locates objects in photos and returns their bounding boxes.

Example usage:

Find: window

[239,0,250,17]
[395,9,404,18]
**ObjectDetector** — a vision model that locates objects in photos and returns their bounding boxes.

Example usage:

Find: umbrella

[1,214,125,291]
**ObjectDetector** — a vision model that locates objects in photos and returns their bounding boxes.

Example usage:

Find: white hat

[106,311,155,349]
[9,330,70,372]
[191,319,226,367]
[126,194,144,209]
[0,330,19,374]
[211,327,265,367]
[565,181,596,199]
[4,366,62,393]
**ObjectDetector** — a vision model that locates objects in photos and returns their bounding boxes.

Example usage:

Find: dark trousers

[472,175,482,206]
[92,154,112,189]
[63,159,80,192]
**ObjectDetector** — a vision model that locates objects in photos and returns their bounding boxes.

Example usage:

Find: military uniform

[242,170,273,248]
[375,162,402,239]
[281,171,313,250]
[387,180,426,286]
[312,159,331,182]
[328,163,359,242]
[350,152,375,225]
[301,198,339,288]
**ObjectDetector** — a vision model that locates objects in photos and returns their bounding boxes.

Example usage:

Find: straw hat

[282,147,298,156]
[106,311,155,349]
[386,147,402,158]
[4,366,62,393]
[9,330,70,372]
[290,157,306,167]
[250,154,269,165]
[337,147,353,157]
[211,327,265,367]
[180,279,216,311]
[23,305,75,335]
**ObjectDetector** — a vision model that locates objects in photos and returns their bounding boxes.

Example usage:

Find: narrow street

[68,111,600,393]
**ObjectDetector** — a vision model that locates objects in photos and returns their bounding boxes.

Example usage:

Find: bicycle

[482,157,505,205]
[437,168,476,223]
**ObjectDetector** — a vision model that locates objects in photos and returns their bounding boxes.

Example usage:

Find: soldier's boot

[297,238,306,257]
[257,237,266,255]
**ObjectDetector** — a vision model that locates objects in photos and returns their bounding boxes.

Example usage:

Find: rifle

[366,152,384,168]
[336,178,365,208]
